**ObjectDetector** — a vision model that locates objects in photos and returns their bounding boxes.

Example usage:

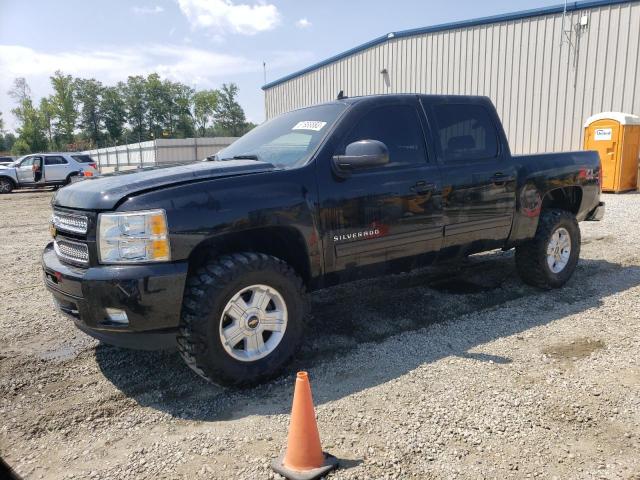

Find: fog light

[105,308,128,325]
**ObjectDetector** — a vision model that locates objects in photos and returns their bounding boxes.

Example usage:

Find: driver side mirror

[332,140,389,177]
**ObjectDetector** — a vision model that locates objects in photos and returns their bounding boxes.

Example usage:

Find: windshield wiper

[220,154,262,162]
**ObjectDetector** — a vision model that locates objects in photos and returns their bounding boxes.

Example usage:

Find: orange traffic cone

[271,372,338,480]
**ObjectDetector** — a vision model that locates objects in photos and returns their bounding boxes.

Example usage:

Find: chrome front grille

[54,239,89,265]
[52,211,88,235]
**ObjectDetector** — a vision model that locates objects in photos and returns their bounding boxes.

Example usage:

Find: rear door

[44,155,69,182]
[317,96,443,275]
[423,99,516,249]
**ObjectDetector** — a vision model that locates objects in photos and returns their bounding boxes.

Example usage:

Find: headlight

[98,209,170,264]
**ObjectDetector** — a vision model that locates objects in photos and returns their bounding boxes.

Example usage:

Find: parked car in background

[0,153,98,193]
[0,156,16,166]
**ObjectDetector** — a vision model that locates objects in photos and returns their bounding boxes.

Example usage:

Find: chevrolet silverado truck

[42,94,604,386]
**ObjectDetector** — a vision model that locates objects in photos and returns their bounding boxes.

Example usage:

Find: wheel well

[188,227,312,286]
[0,176,16,187]
[541,186,582,214]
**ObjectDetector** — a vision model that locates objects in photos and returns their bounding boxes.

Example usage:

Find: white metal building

[83,137,237,172]
[263,0,640,154]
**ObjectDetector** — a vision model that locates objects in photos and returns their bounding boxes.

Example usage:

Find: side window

[45,156,68,165]
[20,157,34,167]
[341,104,427,167]
[432,104,499,163]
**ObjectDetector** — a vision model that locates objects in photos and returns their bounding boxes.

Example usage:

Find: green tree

[193,89,219,136]
[75,78,104,147]
[0,112,4,151]
[50,71,77,147]
[101,85,126,144]
[9,77,47,154]
[214,83,247,137]
[3,132,16,152]
[12,138,31,155]
[39,97,55,149]
[144,73,169,139]
[168,81,194,138]
[123,75,148,141]
[9,77,30,104]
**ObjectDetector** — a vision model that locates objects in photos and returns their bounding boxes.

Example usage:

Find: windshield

[216,103,347,169]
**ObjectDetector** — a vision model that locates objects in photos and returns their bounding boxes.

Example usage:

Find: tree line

[0,71,256,155]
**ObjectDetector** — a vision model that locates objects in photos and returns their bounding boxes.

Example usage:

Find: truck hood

[53,160,275,210]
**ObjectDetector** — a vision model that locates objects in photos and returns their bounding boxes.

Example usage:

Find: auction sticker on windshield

[293,121,327,131]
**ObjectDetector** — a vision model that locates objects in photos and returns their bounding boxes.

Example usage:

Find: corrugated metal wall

[264,1,640,154]
[84,137,238,171]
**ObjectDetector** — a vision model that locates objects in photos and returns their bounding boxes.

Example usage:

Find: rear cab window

[431,104,499,163]
[71,155,96,164]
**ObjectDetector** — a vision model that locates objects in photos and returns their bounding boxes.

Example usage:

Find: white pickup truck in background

[0,153,99,193]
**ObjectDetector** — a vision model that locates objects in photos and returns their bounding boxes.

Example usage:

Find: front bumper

[586,201,605,221]
[42,242,188,350]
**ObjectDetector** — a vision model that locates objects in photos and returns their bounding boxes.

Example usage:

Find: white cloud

[0,44,311,130]
[176,0,280,35]
[0,44,257,86]
[295,18,311,29]
[132,5,165,15]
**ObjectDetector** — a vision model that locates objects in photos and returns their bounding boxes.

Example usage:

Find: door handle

[411,180,435,194]
[491,173,514,185]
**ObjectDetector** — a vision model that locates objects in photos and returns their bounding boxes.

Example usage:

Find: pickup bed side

[508,151,601,245]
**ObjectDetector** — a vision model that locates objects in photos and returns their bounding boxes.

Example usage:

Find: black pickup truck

[43,94,604,386]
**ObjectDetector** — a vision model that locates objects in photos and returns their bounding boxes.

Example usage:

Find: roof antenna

[337,90,346,100]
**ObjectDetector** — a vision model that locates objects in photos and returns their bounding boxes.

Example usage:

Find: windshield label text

[293,121,327,131]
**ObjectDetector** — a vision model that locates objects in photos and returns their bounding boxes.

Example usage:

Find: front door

[424,100,516,249]
[317,97,443,276]
[17,156,35,184]
[584,120,621,191]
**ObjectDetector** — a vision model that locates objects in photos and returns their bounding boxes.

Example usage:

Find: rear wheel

[177,253,306,387]
[0,178,14,194]
[64,173,77,185]
[515,209,581,289]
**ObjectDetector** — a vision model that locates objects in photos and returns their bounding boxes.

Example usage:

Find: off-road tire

[515,209,581,289]
[0,178,14,194]
[177,252,306,387]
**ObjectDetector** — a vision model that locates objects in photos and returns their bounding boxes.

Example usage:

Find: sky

[0,0,563,133]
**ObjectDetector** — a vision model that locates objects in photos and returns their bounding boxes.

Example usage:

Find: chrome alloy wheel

[219,284,288,362]
[546,227,571,273]
[0,179,12,193]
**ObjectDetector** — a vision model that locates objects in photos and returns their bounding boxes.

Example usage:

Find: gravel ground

[1,189,639,480]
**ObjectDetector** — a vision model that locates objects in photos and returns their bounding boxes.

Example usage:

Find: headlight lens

[98,209,170,264]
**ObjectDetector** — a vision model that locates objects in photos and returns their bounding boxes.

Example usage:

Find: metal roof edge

[262,0,634,90]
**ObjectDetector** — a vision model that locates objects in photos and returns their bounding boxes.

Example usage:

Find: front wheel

[177,253,306,387]
[0,178,14,194]
[515,209,581,289]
